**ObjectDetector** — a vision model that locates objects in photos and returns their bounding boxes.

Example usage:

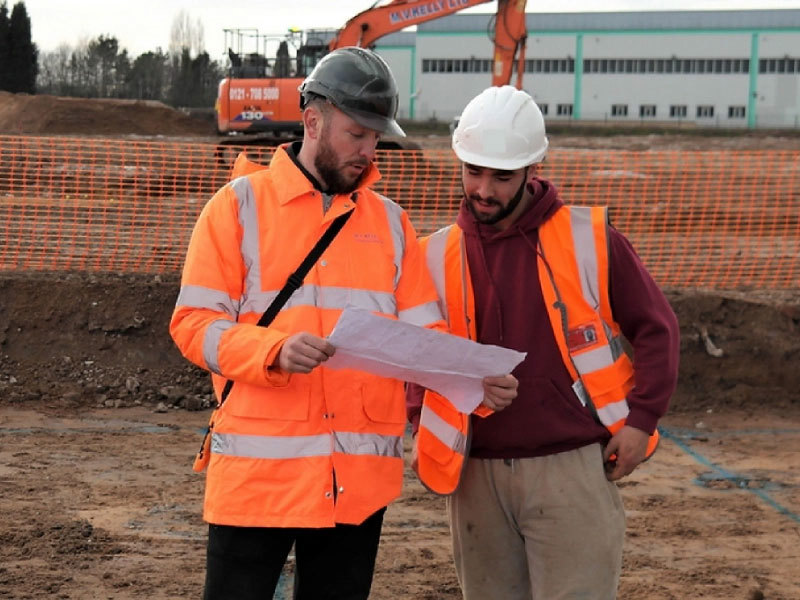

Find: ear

[303,105,323,140]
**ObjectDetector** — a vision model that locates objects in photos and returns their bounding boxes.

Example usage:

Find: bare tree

[37,43,72,95]
[169,10,205,58]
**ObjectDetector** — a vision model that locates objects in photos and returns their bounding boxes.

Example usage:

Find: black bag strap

[217,208,354,406]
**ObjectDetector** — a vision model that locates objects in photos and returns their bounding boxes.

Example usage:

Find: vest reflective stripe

[570,207,602,310]
[398,300,447,328]
[203,319,235,375]
[240,285,398,316]
[597,398,631,427]
[572,343,617,373]
[177,285,241,318]
[422,225,475,340]
[424,227,451,319]
[212,431,332,459]
[230,177,262,298]
[377,194,406,290]
[180,282,440,327]
[334,432,403,457]
[419,403,468,456]
[211,431,402,460]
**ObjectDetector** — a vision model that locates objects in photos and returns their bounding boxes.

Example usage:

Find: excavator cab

[215,29,330,138]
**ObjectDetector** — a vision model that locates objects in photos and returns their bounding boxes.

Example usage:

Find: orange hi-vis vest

[170,147,445,527]
[416,204,659,495]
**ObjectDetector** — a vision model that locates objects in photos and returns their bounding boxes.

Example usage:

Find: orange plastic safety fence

[1,135,798,290]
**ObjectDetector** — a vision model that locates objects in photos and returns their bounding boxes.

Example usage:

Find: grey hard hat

[299,46,405,137]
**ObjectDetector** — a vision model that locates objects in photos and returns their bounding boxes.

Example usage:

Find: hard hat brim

[343,106,406,137]
[453,141,548,171]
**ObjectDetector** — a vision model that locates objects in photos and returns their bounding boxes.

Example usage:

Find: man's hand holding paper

[325,307,525,414]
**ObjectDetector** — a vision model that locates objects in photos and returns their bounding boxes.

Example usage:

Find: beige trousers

[447,444,625,600]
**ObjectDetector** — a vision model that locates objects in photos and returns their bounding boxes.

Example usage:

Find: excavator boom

[333,0,495,48]
[215,0,529,141]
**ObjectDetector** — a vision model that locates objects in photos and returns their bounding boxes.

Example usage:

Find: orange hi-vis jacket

[170,146,445,527]
[416,204,659,495]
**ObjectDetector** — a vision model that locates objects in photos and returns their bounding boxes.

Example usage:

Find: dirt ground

[1,94,800,599]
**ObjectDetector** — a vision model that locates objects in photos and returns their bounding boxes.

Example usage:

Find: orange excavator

[214,0,528,143]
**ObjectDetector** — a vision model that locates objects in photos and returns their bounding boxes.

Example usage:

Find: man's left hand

[480,374,518,411]
[602,425,650,481]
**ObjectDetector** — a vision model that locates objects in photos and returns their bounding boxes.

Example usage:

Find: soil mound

[0,91,214,137]
[0,272,798,416]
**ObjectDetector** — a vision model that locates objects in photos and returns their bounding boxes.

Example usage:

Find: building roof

[417,9,800,33]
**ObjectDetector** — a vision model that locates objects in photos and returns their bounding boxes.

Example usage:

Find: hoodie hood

[452,175,564,350]
[456,176,563,242]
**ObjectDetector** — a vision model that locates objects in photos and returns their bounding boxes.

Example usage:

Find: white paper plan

[325,307,526,414]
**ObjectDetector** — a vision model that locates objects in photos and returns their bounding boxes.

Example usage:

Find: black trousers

[203,507,386,600]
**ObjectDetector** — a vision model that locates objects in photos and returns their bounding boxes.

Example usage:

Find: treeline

[37,38,224,108]
[1,2,226,109]
[0,1,38,93]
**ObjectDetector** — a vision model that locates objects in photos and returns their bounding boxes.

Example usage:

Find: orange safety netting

[1,134,798,290]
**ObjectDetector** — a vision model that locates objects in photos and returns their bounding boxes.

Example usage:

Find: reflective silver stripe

[231,177,262,299]
[210,431,402,460]
[425,226,452,322]
[334,432,403,458]
[609,335,624,361]
[596,398,630,426]
[398,300,444,327]
[212,432,332,459]
[176,285,240,318]
[420,404,467,456]
[573,344,615,373]
[239,285,397,316]
[378,194,406,290]
[570,206,600,310]
[203,319,235,375]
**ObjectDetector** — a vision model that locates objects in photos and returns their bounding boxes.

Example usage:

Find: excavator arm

[331,0,494,48]
[331,0,528,88]
[491,0,528,88]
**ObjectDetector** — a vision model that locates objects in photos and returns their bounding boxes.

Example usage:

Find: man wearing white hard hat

[407,85,679,599]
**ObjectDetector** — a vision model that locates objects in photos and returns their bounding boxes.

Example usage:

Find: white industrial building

[372,9,800,129]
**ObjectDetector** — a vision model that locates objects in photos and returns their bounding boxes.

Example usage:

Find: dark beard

[315,127,367,195]
[466,176,527,225]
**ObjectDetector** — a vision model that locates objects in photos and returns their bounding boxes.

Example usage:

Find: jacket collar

[269,142,382,206]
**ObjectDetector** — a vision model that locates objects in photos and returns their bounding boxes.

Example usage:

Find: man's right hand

[276,332,335,374]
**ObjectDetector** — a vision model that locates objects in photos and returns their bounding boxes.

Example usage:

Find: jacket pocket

[360,376,405,424]
[226,375,311,421]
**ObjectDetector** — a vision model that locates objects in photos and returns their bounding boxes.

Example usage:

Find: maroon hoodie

[407,177,680,459]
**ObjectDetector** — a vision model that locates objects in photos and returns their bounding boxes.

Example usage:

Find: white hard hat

[452,85,548,171]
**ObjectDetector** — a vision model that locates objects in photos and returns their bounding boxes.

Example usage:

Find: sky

[20,0,800,59]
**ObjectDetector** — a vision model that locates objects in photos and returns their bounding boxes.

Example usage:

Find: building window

[611,104,628,117]
[728,106,746,119]
[670,105,687,118]
[759,57,800,73]
[557,103,573,116]
[639,105,657,118]
[697,105,715,118]
[538,103,549,115]
[582,56,753,75]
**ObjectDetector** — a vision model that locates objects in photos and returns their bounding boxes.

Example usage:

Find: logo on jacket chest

[353,232,382,243]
